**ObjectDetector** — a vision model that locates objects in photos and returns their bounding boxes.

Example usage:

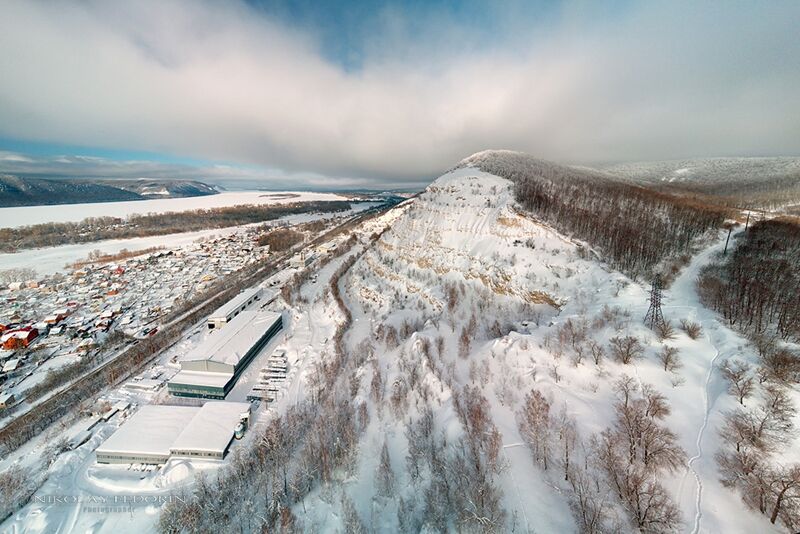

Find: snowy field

[0,191,348,228]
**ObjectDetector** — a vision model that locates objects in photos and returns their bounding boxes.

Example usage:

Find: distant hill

[601,156,800,185]
[601,157,800,212]
[0,176,218,207]
[454,150,730,279]
[454,152,800,213]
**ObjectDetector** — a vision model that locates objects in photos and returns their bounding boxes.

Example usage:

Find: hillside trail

[664,230,740,534]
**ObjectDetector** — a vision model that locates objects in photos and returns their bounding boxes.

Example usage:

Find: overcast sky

[1,0,798,188]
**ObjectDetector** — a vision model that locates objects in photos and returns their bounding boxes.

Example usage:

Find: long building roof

[208,286,262,320]
[96,405,199,459]
[169,370,232,388]
[170,401,250,454]
[183,310,282,367]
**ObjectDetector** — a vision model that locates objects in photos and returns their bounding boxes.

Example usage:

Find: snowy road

[664,230,765,534]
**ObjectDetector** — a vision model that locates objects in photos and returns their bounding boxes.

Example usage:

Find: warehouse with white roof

[207,286,263,329]
[95,405,198,464]
[170,401,250,459]
[168,310,283,399]
[96,401,250,464]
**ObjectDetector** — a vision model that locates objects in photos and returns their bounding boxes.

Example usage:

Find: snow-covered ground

[0,212,381,534]
[3,163,796,533]
[0,201,380,275]
[278,166,790,532]
[0,191,349,228]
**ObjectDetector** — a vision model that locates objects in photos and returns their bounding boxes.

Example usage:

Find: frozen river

[0,202,379,275]
[0,191,347,228]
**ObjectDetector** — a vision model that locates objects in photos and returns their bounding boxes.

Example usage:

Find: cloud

[0,0,798,185]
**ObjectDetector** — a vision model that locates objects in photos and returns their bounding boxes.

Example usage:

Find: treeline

[698,219,800,342]
[256,228,304,251]
[660,175,800,213]
[0,201,351,252]
[460,151,730,279]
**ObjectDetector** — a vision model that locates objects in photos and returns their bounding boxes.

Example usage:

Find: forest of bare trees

[517,376,685,533]
[459,151,730,280]
[706,218,800,530]
[698,218,800,342]
[256,227,304,251]
[717,380,800,529]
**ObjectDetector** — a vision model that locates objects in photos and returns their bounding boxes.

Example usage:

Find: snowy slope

[7,156,793,533]
[290,163,788,532]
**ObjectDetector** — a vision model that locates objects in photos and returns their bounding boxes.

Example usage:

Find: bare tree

[761,349,800,384]
[458,326,471,359]
[765,465,800,526]
[558,409,578,482]
[609,336,644,365]
[612,381,684,471]
[375,439,395,498]
[567,465,613,534]
[341,493,367,534]
[589,340,605,365]
[721,360,755,405]
[658,345,681,373]
[679,319,703,340]
[596,430,682,533]
[518,389,553,471]
[655,320,676,341]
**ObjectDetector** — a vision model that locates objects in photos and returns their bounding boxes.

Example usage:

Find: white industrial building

[170,401,251,459]
[207,286,263,329]
[95,405,198,464]
[168,310,283,399]
[96,401,250,464]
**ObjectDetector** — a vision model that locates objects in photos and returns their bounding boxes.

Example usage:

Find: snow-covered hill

[602,157,800,186]
[153,153,798,533]
[282,161,788,531]
[0,176,217,207]
[602,157,800,212]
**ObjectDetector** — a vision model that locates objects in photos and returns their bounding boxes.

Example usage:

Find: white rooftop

[96,405,199,459]
[209,286,262,320]
[2,359,20,372]
[170,370,232,388]
[183,310,282,367]
[170,401,250,455]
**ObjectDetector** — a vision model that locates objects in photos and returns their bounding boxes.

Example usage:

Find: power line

[644,275,665,330]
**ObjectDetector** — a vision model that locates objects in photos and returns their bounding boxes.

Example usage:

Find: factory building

[207,287,263,330]
[169,401,251,459]
[96,402,250,464]
[168,310,283,399]
[95,405,197,464]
